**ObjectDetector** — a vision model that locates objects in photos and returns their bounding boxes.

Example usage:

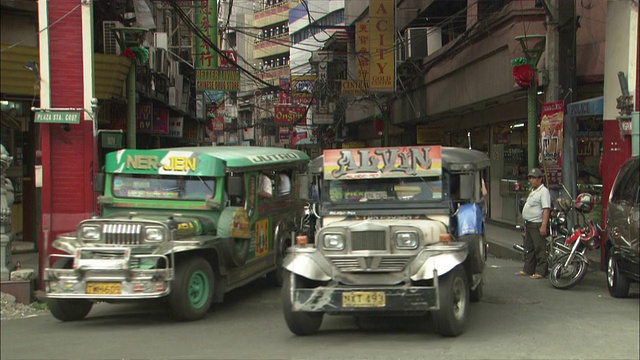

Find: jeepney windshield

[112,174,216,201]
[326,176,443,204]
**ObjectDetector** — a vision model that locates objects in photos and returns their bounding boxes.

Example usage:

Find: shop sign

[34,111,80,124]
[567,96,603,117]
[416,124,444,145]
[218,50,237,69]
[274,105,307,125]
[341,80,369,96]
[194,0,217,70]
[169,116,184,137]
[137,103,153,133]
[195,69,240,91]
[356,21,370,82]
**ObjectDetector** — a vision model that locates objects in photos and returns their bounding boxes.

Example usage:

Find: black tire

[607,251,630,298]
[48,259,93,322]
[459,235,485,274]
[470,280,483,303]
[169,257,215,321]
[433,265,469,337]
[549,254,588,290]
[281,271,323,335]
[266,237,288,287]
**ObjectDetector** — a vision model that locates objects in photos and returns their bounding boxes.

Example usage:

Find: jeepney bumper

[45,252,173,300]
[289,283,439,313]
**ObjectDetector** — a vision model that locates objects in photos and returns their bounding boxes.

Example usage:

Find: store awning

[1,44,132,99]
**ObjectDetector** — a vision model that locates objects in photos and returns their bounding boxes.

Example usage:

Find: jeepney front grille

[103,223,143,245]
[330,256,410,272]
[351,231,386,251]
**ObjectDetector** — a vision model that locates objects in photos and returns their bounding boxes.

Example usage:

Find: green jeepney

[45,146,309,321]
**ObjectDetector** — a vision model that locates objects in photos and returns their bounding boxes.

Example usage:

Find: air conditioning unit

[154,48,168,75]
[153,32,168,51]
[406,27,428,60]
[103,21,123,55]
[396,33,407,63]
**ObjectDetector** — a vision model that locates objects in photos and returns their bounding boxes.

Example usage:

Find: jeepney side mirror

[459,174,474,201]
[298,173,310,200]
[228,176,244,197]
[94,173,105,193]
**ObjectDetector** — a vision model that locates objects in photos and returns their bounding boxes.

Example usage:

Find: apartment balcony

[254,33,290,59]
[253,0,300,28]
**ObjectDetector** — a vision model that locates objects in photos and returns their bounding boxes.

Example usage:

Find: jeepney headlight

[80,225,101,241]
[395,232,418,249]
[145,227,165,242]
[323,233,344,250]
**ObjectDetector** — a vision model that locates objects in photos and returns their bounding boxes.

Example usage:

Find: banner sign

[195,0,217,70]
[291,75,316,105]
[169,116,184,137]
[137,103,153,133]
[369,0,395,91]
[218,50,237,69]
[355,21,370,83]
[323,146,442,179]
[540,100,564,189]
[196,69,240,91]
[279,78,291,104]
[341,80,369,96]
[152,108,169,134]
[274,105,307,125]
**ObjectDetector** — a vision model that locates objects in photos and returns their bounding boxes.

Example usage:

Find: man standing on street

[517,168,551,279]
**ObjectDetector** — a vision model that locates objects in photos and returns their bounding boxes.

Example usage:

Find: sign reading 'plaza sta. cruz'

[34,111,81,124]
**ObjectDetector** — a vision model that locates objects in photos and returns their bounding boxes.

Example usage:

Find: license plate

[342,291,386,308]
[86,282,121,295]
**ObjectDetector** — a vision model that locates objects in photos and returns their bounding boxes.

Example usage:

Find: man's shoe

[515,271,528,276]
[529,274,544,279]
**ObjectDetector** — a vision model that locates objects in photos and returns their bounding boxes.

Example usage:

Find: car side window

[620,162,639,204]
[611,162,634,203]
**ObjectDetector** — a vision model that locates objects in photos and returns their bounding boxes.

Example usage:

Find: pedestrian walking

[516,168,551,279]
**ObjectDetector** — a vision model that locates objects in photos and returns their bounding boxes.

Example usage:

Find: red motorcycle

[549,193,603,290]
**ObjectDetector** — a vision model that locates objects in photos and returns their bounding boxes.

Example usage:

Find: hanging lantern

[325,128,334,139]
[374,118,384,135]
[511,57,537,89]
[312,130,317,136]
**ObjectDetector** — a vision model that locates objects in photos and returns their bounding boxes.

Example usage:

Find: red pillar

[38,0,95,288]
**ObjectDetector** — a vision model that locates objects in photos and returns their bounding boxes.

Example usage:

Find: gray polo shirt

[522,184,551,223]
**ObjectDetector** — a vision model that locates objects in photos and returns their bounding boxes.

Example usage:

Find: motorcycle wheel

[549,254,588,290]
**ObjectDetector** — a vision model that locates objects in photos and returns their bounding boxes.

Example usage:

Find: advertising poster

[540,100,564,188]
[291,75,316,105]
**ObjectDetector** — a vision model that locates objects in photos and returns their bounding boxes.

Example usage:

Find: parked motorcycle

[549,193,602,290]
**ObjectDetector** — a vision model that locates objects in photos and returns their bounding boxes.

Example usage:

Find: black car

[605,156,639,298]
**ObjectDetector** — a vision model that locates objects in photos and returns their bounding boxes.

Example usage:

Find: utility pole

[558,0,578,200]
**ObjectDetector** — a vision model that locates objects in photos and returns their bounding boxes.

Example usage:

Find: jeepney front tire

[433,265,469,337]
[282,271,323,335]
[169,256,215,321]
[459,234,485,274]
[48,259,93,322]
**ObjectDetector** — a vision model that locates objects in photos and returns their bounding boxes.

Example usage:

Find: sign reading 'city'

[34,111,80,124]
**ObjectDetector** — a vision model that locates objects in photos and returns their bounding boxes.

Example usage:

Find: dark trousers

[523,222,547,276]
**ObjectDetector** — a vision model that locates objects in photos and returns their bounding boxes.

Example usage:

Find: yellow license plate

[86,282,121,295]
[342,291,386,308]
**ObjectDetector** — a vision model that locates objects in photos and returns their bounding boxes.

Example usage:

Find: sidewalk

[484,220,603,271]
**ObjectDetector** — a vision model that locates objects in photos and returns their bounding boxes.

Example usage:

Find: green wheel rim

[187,270,209,308]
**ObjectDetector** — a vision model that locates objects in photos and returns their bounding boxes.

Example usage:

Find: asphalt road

[1,257,638,360]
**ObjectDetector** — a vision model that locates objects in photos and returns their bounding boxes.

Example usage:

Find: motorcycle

[548,193,602,290]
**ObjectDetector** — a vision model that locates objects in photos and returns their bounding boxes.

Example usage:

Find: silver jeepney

[283,146,490,337]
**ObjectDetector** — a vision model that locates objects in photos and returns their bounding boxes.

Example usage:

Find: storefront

[567,96,604,225]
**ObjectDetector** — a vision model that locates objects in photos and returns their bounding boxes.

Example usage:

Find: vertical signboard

[356,21,370,83]
[152,108,169,135]
[369,0,395,92]
[137,103,153,133]
[540,100,564,189]
[195,0,217,70]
